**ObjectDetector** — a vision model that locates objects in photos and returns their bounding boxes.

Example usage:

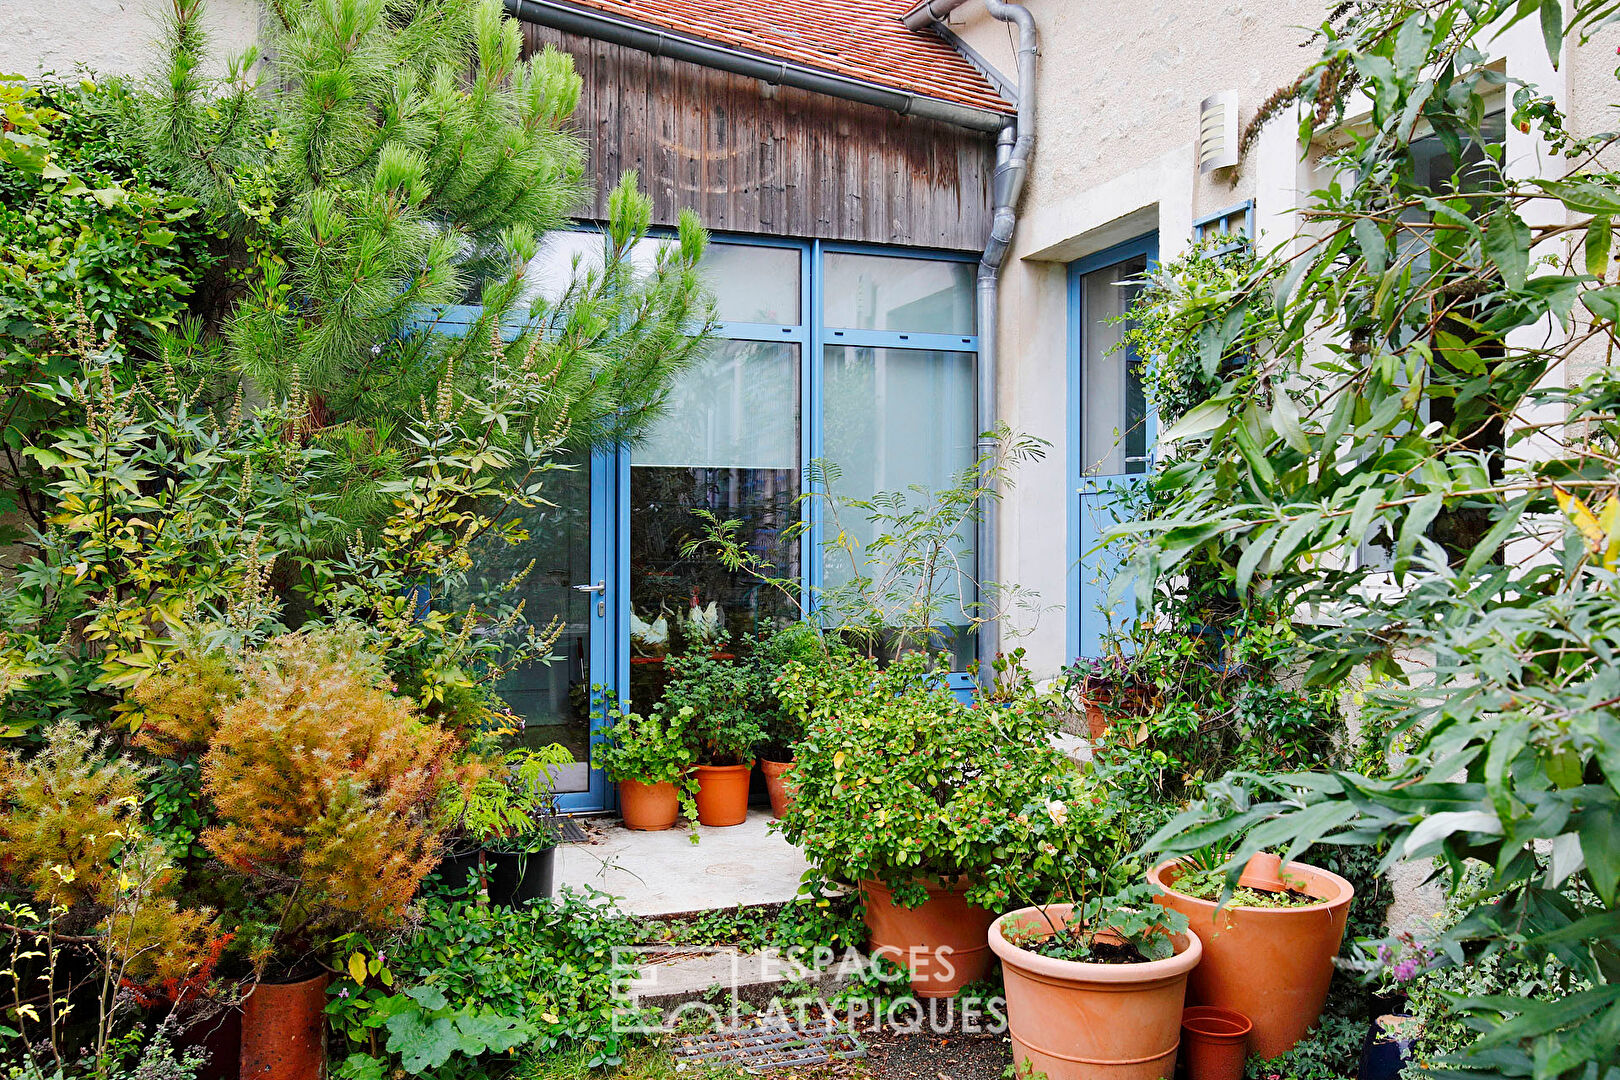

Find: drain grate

[670,1017,865,1073]
[547,816,589,844]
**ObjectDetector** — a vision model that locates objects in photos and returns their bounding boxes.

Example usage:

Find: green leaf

[1158,399,1231,443]
[1271,389,1309,453]
[1586,215,1612,279]
[1539,0,1563,69]
[1583,285,1620,323]
[384,1013,461,1072]
[1355,218,1387,277]
[1485,208,1531,291]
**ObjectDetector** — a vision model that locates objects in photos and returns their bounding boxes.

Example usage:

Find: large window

[625,238,980,674]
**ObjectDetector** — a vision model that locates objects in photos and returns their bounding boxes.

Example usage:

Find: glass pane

[822,252,974,334]
[459,457,595,791]
[637,339,799,470]
[1080,255,1149,476]
[524,230,605,308]
[700,242,801,324]
[821,345,977,668]
[629,342,802,703]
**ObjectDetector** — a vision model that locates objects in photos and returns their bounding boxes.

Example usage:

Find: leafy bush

[658,651,766,766]
[595,699,692,787]
[775,651,1129,909]
[0,74,212,546]
[326,888,646,1076]
[1130,4,1620,1074]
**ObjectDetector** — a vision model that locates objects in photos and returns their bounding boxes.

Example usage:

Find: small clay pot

[240,972,329,1080]
[989,904,1202,1080]
[1237,852,1286,892]
[618,779,679,831]
[693,761,753,827]
[485,845,556,907]
[760,758,795,818]
[862,877,996,998]
[1181,1006,1252,1080]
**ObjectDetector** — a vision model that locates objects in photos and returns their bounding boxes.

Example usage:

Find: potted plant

[661,650,765,828]
[1148,851,1354,1059]
[988,883,1201,1080]
[752,624,833,818]
[461,744,572,906]
[1057,652,1156,742]
[197,631,467,1080]
[776,650,1097,997]
[598,700,697,831]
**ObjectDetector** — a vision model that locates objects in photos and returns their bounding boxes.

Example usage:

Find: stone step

[627,945,872,1011]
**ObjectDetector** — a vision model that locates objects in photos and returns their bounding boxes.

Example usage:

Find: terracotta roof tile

[550,0,1013,115]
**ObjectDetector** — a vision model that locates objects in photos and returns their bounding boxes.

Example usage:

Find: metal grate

[547,816,589,844]
[669,1017,865,1073]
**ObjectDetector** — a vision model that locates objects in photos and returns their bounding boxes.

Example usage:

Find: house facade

[7,0,1617,813]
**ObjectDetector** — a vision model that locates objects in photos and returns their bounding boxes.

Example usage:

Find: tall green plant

[141,0,713,531]
[1130,4,1620,1076]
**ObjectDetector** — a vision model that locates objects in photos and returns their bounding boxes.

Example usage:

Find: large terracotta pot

[240,972,329,1080]
[861,877,997,998]
[693,761,754,827]
[988,904,1202,1080]
[1150,858,1354,1059]
[759,757,795,818]
[618,779,679,831]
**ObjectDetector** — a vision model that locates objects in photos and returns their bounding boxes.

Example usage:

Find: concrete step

[627,945,872,1011]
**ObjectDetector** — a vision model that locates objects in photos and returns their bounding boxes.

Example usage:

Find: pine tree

[143,0,712,528]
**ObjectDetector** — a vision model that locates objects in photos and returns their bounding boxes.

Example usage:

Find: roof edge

[505,0,1013,132]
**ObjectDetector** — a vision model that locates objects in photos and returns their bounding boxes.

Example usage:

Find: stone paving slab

[558,809,813,916]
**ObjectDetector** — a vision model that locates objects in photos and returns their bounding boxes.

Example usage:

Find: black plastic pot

[485,845,557,907]
[436,847,485,893]
[1358,1014,1417,1080]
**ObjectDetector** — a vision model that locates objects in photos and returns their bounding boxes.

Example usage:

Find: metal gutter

[903,0,1037,687]
[504,0,1011,133]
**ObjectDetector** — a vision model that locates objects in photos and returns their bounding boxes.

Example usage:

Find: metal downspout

[906,0,1036,686]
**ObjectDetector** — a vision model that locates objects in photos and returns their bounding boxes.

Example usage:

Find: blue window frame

[426,231,982,810]
[1067,232,1158,661]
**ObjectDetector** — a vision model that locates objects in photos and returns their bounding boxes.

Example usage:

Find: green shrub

[775,651,1130,909]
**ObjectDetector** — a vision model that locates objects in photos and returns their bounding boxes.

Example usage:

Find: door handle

[572,581,606,594]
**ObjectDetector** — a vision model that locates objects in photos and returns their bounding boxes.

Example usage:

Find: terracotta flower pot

[1084,702,1110,742]
[861,877,997,998]
[618,779,679,831]
[693,761,753,827]
[988,904,1202,1080]
[1149,858,1354,1059]
[1181,1006,1252,1080]
[240,972,329,1080]
[759,757,795,818]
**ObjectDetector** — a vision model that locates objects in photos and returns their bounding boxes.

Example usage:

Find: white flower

[1046,799,1069,827]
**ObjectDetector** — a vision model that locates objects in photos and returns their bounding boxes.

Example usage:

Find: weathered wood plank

[521,26,994,251]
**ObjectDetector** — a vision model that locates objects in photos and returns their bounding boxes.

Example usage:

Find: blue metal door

[1069,234,1158,660]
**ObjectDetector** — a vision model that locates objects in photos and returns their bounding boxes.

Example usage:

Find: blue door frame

[1067,232,1159,661]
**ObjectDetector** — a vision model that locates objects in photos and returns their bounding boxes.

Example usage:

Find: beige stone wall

[0,0,262,80]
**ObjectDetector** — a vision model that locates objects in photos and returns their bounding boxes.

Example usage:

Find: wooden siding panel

[523,24,993,251]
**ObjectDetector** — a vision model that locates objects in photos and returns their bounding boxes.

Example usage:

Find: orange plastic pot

[1149,858,1353,1059]
[1181,1006,1252,1080]
[861,877,997,998]
[988,905,1202,1080]
[239,972,329,1080]
[693,762,753,827]
[759,758,795,818]
[618,779,679,831]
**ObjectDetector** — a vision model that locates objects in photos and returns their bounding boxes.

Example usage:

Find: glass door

[477,451,616,812]
[1069,234,1157,659]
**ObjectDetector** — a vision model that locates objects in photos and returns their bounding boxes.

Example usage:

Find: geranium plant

[658,650,766,767]
[775,651,1126,909]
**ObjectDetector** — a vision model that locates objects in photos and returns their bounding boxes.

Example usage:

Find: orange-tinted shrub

[201,630,463,961]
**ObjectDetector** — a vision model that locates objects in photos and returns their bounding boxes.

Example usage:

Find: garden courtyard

[3,1,1619,1080]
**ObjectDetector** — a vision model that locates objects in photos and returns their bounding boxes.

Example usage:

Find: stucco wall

[948,0,1620,678]
[0,0,262,80]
